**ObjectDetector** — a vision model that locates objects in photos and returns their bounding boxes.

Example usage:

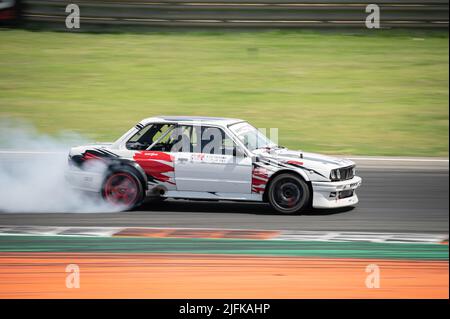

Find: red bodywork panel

[133,151,175,185]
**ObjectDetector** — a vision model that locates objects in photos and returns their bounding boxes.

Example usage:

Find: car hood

[253,148,355,179]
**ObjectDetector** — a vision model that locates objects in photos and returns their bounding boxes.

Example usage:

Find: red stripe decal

[133,151,175,184]
[251,167,269,194]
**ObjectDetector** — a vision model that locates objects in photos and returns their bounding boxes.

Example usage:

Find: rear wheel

[267,173,310,214]
[102,168,144,210]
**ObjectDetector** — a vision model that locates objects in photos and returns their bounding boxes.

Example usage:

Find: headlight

[330,169,341,181]
[330,169,336,180]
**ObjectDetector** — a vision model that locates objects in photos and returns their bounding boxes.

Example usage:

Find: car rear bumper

[65,166,104,192]
[311,176,362,209]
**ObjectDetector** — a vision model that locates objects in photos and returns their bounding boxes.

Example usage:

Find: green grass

[0,29,448,156]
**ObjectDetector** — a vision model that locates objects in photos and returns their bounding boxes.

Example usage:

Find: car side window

[168,125,231,154]
[126,124,175,151]
[201,126,241,156]
[143,125,244,156]
[168,125,193,153]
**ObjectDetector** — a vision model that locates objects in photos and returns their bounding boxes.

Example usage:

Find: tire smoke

[0,119,120,213]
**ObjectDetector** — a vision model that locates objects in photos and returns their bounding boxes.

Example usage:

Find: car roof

[140,116,244,126]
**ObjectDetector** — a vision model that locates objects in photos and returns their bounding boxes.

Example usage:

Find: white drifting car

[67,116,362,214]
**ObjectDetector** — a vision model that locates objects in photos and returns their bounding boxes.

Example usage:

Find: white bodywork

[67,116,362,209]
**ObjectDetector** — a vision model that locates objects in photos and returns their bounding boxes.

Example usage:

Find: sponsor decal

[191,153,229,164]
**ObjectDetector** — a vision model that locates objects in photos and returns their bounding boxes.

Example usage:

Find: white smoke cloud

[0,119,121,213]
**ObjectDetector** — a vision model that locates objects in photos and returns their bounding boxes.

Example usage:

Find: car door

[173,125,252,193]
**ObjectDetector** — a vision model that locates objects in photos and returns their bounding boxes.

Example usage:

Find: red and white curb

[274,230,448,244]
[0,225,447,244]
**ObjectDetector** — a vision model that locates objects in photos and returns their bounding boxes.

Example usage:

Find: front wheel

[101,168,144,210]
[267,173,310,215]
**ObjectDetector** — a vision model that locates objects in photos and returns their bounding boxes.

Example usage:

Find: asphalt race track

[0,155,448,298]
[0,158,448,234]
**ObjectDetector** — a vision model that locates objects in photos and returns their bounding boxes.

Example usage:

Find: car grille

[337,166,355,181]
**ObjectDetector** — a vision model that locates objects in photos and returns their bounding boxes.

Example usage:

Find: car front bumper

[311,176,362,209]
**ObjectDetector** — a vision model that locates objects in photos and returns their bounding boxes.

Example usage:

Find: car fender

[262,168,313,203]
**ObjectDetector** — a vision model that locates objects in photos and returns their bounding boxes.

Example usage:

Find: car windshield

[229,122,276,151]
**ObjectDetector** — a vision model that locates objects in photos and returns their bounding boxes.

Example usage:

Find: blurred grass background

[0,29,448,156]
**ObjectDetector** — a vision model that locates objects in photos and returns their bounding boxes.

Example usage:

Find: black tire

[101,167,144,210]
[267,173,310,215]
